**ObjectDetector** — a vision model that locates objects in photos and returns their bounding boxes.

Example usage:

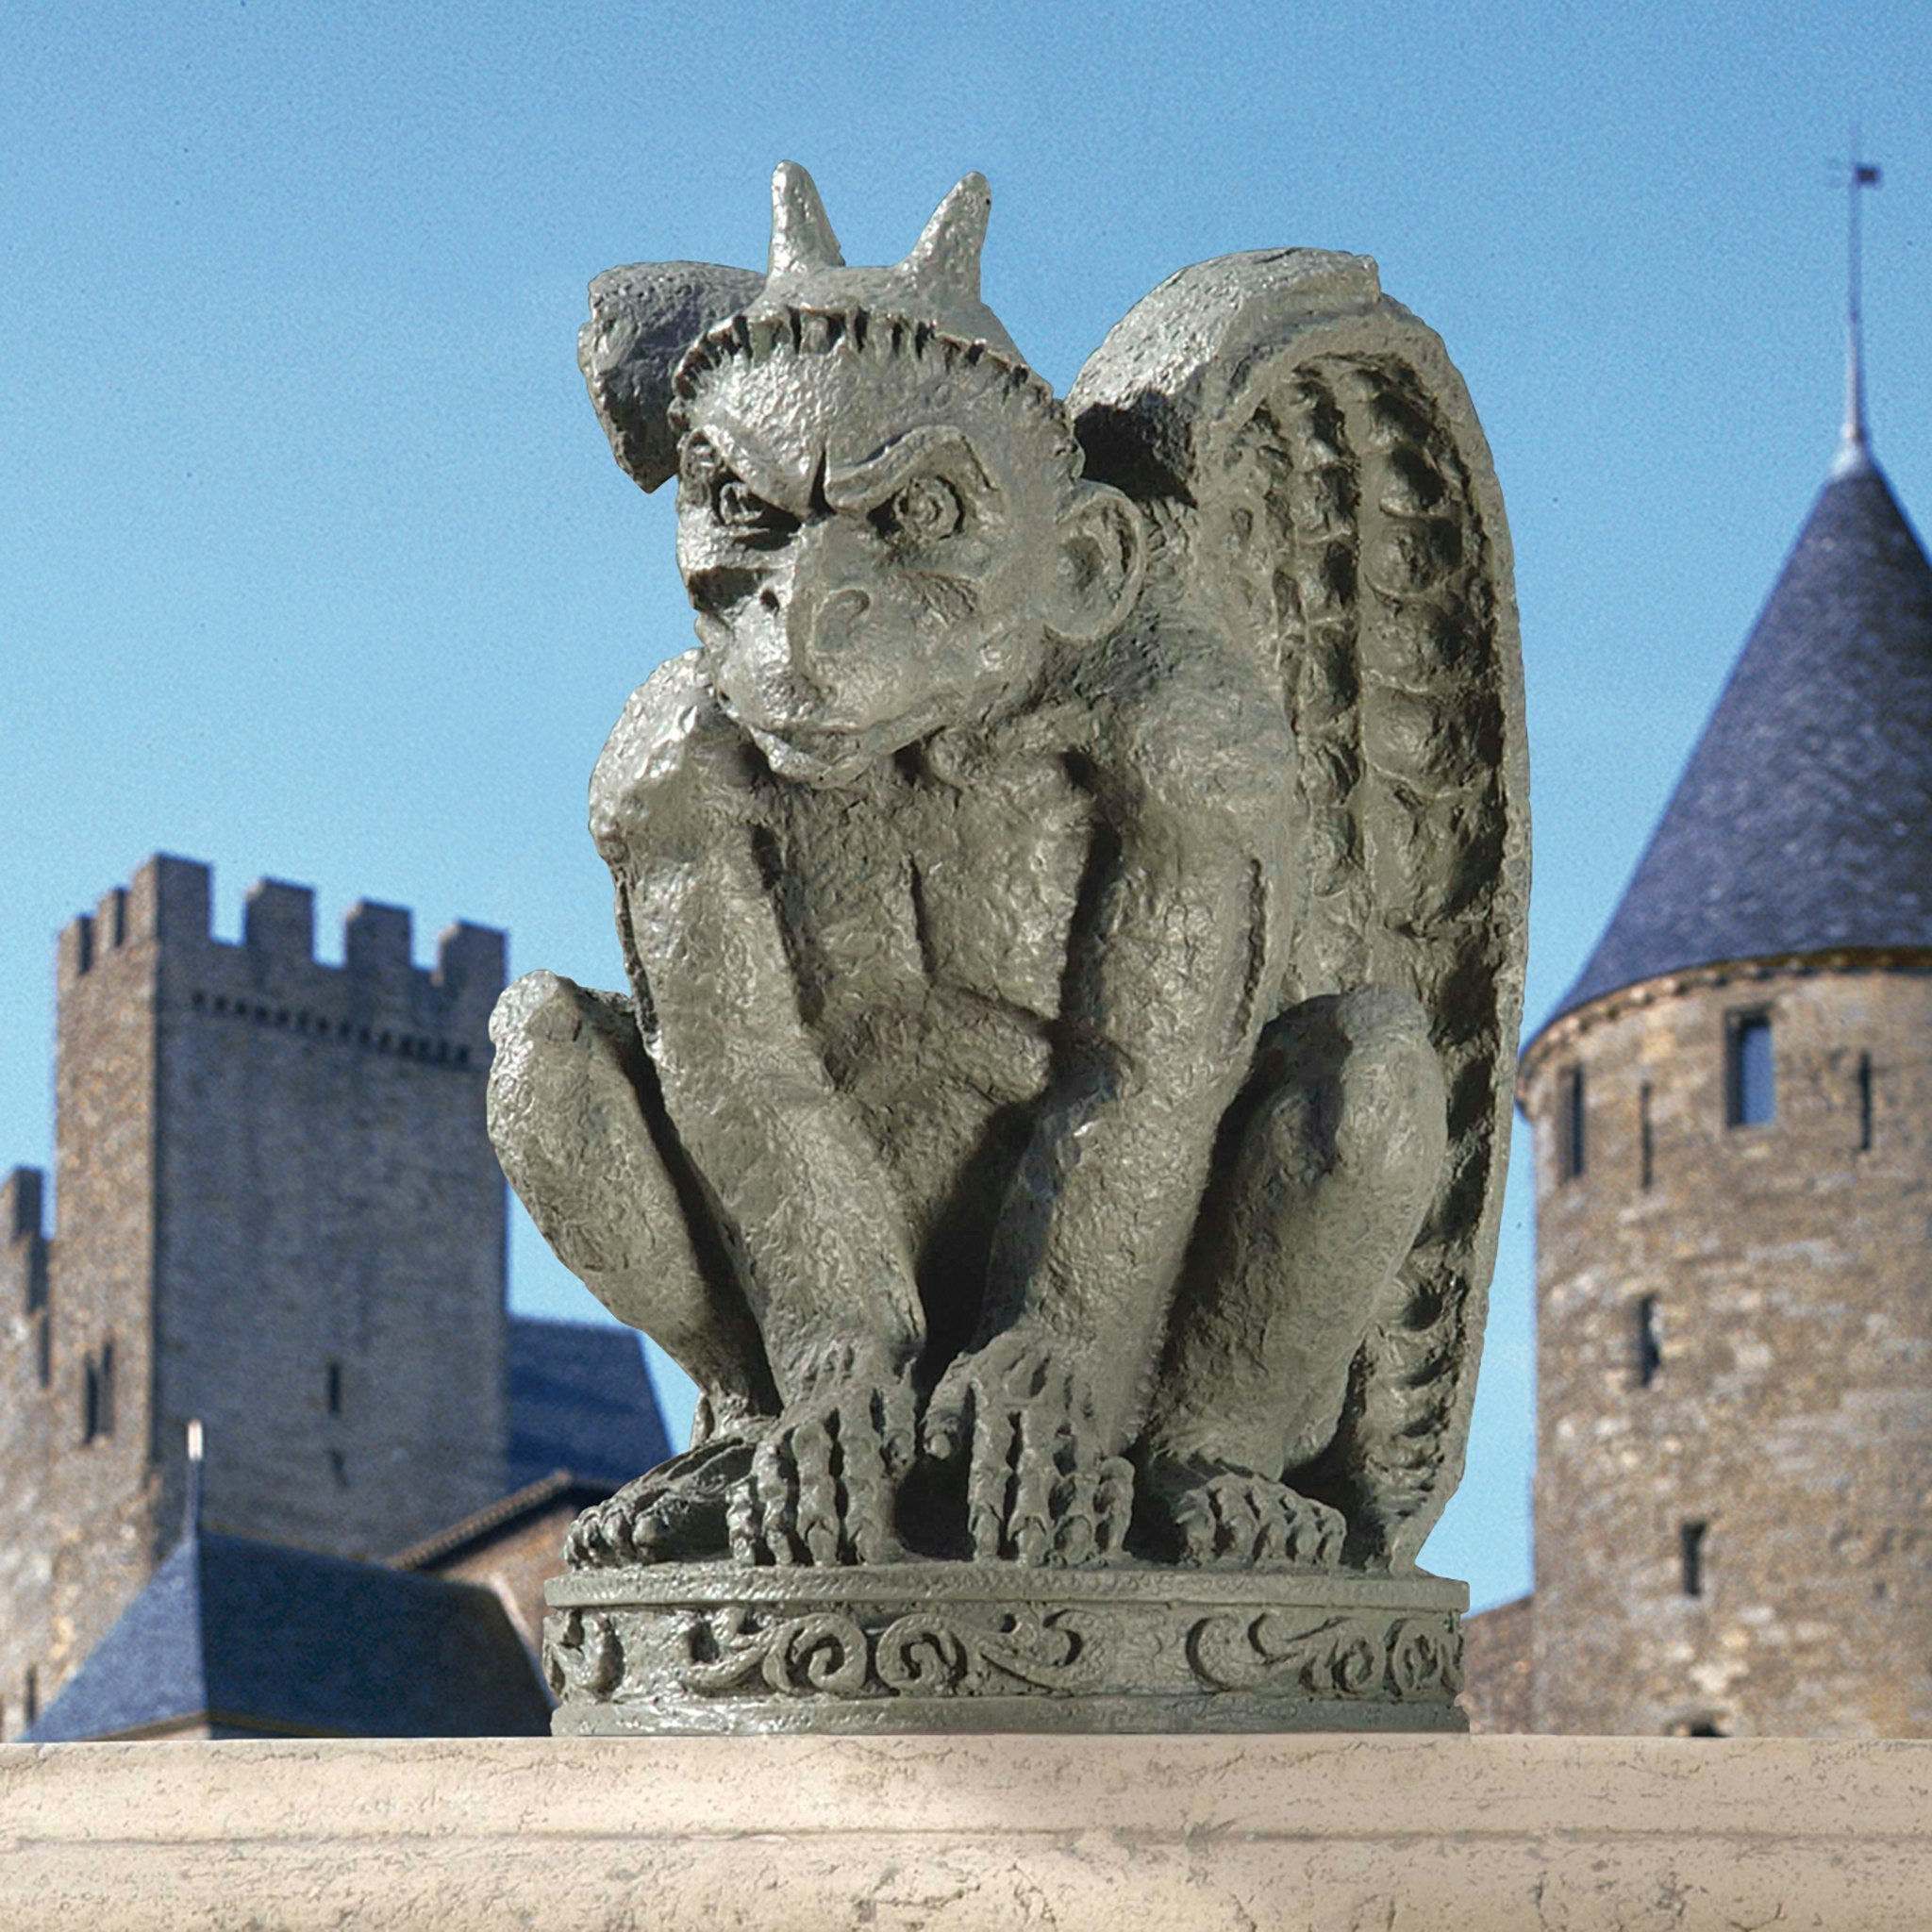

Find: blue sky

[4,0,1928,1608]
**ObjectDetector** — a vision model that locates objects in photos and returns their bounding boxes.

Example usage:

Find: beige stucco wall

[4,1733,1931,1930]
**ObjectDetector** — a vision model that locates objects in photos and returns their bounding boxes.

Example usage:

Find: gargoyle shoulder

[1094,625,1296,850]
[589,650,758,868]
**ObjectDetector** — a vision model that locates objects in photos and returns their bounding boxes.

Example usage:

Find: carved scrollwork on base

[682,1605,1104,1700]
[545,1561,1466,1735]
[1187,1609,1462,1698]
[542,1607,624,1703]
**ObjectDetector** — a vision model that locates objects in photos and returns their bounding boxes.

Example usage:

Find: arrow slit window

[1726,1013,1774,1128]
[1557,1066,1586,1182]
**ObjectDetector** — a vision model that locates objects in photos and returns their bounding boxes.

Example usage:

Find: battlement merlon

[245,879,315,960]
[435,923,508,999]
[2,1165,50,1315]
[59,856,213,979]
[58,857,506,1011]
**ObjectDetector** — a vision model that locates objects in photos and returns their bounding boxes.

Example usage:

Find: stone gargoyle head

[580,163,1143,786]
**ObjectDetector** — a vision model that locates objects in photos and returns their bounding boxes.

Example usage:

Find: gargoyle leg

[487,969,779,1432]
[1145,984,1447,1484]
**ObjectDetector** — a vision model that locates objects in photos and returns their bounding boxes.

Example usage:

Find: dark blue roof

[1548,458,1932,1029]
[23,1530,550,1741]
[507,1315,672,1491]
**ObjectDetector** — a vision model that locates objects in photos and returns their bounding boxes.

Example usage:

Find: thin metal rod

[183,1416,205,1539]
[1837,135,1880,475]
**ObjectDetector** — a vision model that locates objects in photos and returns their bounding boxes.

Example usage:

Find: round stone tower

[1518,409,1932,1737]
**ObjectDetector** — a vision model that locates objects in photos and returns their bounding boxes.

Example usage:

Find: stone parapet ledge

[4,1734,1931,1930]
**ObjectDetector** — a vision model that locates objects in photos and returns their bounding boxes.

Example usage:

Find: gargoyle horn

[903,173,991,304]
[768,161,845,276]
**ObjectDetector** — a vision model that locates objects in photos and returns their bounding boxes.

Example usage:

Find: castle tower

[0,857,509,1720]
[1516,408,1932,1735]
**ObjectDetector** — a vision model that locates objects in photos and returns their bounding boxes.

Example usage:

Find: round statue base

[543,1560,1467,1735]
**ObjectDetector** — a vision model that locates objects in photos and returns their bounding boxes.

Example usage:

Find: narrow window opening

[23,1667,38,1728]
[1726,1014,1774,1127]
[325,1360,343,1416]
[1669,1715,1726,1738]
[1857,1052,1874,1152]
[98,1341,115,1437]
[1639,1082,1655,1190]
[1680,1519,1708,1598]
[1636,1294,1662,1388]
[35,1313,50,1390]
[1557,1066,1587,1181]
[82,1357,102,1444]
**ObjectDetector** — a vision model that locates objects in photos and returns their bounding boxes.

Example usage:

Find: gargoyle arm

[981,774,1285,1444]
[619,841,926,1382]
[594,662,925,1390]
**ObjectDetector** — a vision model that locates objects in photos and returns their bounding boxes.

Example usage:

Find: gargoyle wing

[578,260,765,491]
[1069,251,1528,1569]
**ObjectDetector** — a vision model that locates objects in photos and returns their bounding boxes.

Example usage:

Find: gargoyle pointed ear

[768,161,845,276]
[903,172,990,301]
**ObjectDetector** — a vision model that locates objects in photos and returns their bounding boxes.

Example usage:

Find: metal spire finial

[183,1417,205,1539]
[1835,137,1881,477]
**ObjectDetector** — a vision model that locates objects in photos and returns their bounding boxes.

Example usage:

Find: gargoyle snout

[762,522,875,667]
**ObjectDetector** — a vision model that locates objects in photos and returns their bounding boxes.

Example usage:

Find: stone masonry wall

[147,858,509,1557]
[0,1168,58,1740]
[0,879,171,1733]
[1459,1592,1535,1734]
[1520,959,1932,1737]
[0,857,511,1731]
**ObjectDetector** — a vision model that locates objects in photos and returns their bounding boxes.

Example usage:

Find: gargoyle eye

[715,477,791,533]
[878,475,962,543]
[681,435,718,478]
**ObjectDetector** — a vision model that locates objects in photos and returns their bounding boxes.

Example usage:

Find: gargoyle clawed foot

[924,1331,1135,1565]
[1133,1451,1345,1567]
[565,1430,769,1569]
[726,1339,920,1566]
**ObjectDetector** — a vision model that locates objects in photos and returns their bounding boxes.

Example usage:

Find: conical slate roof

[1546,455,1932,1030]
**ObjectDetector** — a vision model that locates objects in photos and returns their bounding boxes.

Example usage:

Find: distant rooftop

[23,1529,549,1741]
[1542,457,1932,1035]
[507,1314,673,1492]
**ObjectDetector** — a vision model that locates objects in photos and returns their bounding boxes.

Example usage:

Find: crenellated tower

[0,856,509,1722]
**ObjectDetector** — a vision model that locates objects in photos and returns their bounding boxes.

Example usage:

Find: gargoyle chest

[772,753,1094,1033]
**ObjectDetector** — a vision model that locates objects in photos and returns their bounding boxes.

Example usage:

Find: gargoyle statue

[489,164,1525,1577]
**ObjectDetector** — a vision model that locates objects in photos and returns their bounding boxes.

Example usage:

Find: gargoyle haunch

[490,165,1525,1577]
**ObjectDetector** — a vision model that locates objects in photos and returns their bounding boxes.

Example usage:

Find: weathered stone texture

[0,857,508,1736]
[0,884,166,1733]
[1519,960,1932,1736]
[0,1169,58,1742]
[153,864,508,1558]
[1458,1591,1534,1734]
[8,1734,1932,1930]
